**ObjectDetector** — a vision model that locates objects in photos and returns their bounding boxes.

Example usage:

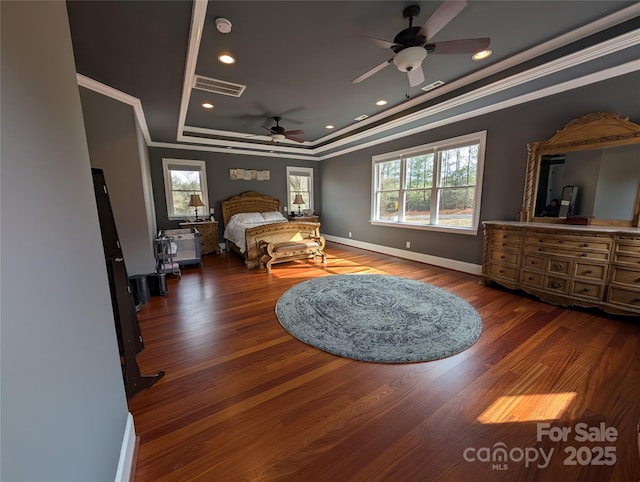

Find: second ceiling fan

[263,116,305,143]
[352,1,490,87]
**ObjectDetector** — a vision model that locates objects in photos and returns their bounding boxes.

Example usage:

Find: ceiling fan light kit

[393,46,427,72]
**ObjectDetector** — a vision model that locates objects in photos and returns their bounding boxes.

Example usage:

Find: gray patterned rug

[275,274,482,363]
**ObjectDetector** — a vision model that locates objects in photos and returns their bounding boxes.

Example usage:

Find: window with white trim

[162,158,209,219]
[371,131,486,234]
[286,166,314,215]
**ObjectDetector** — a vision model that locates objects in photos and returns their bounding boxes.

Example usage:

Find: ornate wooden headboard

[221,191,282,227]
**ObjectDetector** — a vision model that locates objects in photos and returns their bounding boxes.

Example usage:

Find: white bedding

[223,211,288,253]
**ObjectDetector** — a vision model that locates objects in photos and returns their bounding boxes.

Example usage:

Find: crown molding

[76,73,151,144]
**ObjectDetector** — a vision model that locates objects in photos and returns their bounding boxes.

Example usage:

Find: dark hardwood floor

[129,242,640,481]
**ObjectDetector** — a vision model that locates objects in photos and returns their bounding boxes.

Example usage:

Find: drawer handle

[583,243,589,247]
[582,288,589,293]
[499,269,505,274]
[581,253,587,257]
[558,240,563,244]
[528,277,533,281]
[530,260,537,265]
[538,248,544,252]
[539,239,543,243]
[586,270,593,274]
[500,255,505,259]
[634,298,640,303]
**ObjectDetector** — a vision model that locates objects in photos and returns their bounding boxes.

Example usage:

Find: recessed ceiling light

[215,18,232,34]
[202,102,214,109]
[472,49,492,61]
[218,54,235,64]
[325,125,334,129]
[375,100,387,106]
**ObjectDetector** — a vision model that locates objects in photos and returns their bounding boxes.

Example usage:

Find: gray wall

[80,88,157,275]
[320,71,640,265]
[148,148,321,233]
[1,2,130,480]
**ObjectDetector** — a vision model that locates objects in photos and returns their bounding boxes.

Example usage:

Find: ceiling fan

[263,116,305,143]
[352,1,490,87]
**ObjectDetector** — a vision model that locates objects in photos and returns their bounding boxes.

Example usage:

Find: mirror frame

[519,112,640,227]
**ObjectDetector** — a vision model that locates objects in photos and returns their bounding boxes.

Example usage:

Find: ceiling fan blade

[352,58,393,84]
[408,66,425,87]
[362,35,402,50]
[418,0,467,41]
[262,126,274,133]
[285,135,305,143]
[283,129,304,136]
[427,38,490,54]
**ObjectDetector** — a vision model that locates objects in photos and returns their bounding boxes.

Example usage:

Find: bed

[222,191,324,269]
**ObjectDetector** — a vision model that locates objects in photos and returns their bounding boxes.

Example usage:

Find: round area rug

[275,274,482,363]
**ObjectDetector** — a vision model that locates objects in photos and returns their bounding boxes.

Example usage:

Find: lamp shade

[188,194,204,207]
[293,194,305,205]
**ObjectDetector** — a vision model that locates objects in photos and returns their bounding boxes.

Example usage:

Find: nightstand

[179,220,220,254]
[288,215,319,222]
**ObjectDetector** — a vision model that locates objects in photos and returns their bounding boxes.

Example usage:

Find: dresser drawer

[610,267,640,288]
[607,287,640,308]
[528,244,609,261]
[491,238,522,251]
[526,235,611,251]
[574,262,607,281]
[488,263,518,281]
[490,250,520,266]
[520,270,543,288]
[571,281,604,301]
[613,254,640,267]
[547,258,572,275]
[523,254,545,271]
[545,276,570,294]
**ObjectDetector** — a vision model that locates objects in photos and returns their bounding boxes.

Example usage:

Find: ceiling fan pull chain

[405,76,410,99]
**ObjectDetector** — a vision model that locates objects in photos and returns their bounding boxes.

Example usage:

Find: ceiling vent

[193,75,246,97]
[354,114,369,121]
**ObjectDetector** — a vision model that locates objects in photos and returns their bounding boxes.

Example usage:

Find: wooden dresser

[179,221,220,254]
[483,221,640,315]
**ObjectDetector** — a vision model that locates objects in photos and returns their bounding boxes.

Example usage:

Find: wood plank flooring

[130,242,640,481]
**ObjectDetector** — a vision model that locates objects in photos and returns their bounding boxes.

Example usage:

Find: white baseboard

[115,412,136,482]
[324,235,483,275]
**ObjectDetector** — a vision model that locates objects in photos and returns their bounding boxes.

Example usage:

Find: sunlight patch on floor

[477,392,577,424]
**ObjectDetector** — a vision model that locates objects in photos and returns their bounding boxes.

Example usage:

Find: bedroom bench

[254,222,326,273]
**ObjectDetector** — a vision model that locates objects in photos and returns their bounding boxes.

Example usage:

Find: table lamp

[188,194,204,220]
[293,194,305,216]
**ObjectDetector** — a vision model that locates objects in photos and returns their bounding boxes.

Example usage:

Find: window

[286,166,314,215]
[162,159,209,219]
[372,131,486,234]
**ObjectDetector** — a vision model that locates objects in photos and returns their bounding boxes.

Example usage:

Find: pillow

[261,211,287,222]
[229,212,264,224]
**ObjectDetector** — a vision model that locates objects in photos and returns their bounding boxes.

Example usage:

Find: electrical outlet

[348,232,352,238]
[406,241,411,248]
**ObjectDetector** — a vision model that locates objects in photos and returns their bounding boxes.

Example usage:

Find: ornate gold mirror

[519,112,640,227]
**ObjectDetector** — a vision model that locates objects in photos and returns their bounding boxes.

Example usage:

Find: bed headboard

[221,191,282,227]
